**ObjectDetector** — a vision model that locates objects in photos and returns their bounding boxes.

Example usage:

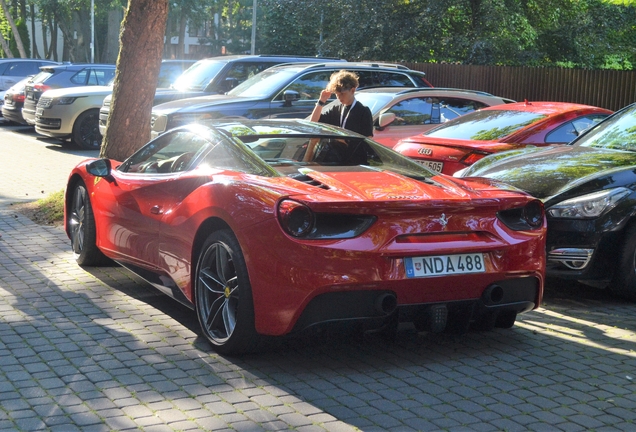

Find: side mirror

[86,159,112,177]
[377,112,396,130]
[282,90,300,107]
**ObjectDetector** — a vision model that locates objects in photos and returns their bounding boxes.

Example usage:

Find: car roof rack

[396,87,495,96]
[359,87,495,97]
[272,62,414,72]
[303,62,411,70]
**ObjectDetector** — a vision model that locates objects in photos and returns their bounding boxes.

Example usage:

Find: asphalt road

[1,121,635,431]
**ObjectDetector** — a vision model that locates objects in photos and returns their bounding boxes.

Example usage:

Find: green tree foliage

[30,0,123,61]
[8,18,30,57]
[255,0,636,70]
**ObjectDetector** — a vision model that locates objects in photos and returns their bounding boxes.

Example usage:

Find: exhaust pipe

[483,284,504,304]
[375,293,397,315]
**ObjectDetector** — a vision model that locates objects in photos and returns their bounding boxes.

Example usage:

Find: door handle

[150,205,163,215]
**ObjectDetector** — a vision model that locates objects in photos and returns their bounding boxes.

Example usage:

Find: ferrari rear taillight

[497,200,545,231]
[278,200,314,237]
[277,199,376,239]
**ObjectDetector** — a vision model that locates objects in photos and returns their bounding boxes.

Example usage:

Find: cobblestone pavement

[1,124,636,431]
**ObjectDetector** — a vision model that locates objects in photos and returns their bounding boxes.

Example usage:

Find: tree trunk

[30,3,40,58]
[0,0,27,57]
[0,29,13,57]
[177,11,186,58]
[101,0,169,160]
[42,19,49,58]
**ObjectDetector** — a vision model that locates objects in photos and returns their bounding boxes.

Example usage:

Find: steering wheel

[139,161,158,173]
[171,152,193,172]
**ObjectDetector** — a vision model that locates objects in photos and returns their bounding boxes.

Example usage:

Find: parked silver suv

[22,63,115,125]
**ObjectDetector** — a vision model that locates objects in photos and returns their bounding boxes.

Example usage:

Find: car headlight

[54,97,78,105]
[547,188,630,219]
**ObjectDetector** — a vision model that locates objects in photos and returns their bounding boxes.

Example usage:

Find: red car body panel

[394,102,613,175]
[68,158,545,336]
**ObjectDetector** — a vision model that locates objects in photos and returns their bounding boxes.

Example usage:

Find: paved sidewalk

[1,125,636,431]
[0,124,97,207]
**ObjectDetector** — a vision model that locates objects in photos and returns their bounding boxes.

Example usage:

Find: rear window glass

[426,109,547,141]
[29,70,53,84]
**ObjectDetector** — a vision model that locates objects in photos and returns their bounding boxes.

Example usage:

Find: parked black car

[459,102,636,299]
[149,62,433,137]
[22,63,116,125]
[99,55,344,135]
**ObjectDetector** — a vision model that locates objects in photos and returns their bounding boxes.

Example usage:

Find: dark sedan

[459,102,636,299]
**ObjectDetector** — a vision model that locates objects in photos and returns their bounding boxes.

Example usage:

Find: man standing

[310,70,374,137]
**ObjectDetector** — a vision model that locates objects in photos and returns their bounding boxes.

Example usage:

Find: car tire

[72,109,102,150]
[68,181,109,266]
[610,223,636,300]
[195,229,260,355]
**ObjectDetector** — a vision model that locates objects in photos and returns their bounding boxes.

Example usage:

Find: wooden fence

[400,62,636,112]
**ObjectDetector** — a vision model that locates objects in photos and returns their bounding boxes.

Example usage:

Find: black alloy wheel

[73,109,102,150]
[68,181,108,266]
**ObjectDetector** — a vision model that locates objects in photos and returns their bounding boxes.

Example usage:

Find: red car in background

[393,102,612,175]
[65,119,546,355]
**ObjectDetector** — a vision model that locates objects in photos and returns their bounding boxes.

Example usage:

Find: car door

[94,130,207,269]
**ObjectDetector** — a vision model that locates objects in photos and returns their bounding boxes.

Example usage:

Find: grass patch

[13,190,65,226]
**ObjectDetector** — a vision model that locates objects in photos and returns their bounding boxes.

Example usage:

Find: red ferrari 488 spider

[65,119,546,354]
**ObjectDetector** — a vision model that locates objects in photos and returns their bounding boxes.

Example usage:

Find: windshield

[119,125,278,177]
[425,109,547,141]
[225,131,436,179]
[171,60,227,91]
[576,103,636,151]
[227,68,299,98]
[354,93,394,115]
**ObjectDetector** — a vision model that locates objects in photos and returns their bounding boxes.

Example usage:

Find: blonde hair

[326,70,359,93]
